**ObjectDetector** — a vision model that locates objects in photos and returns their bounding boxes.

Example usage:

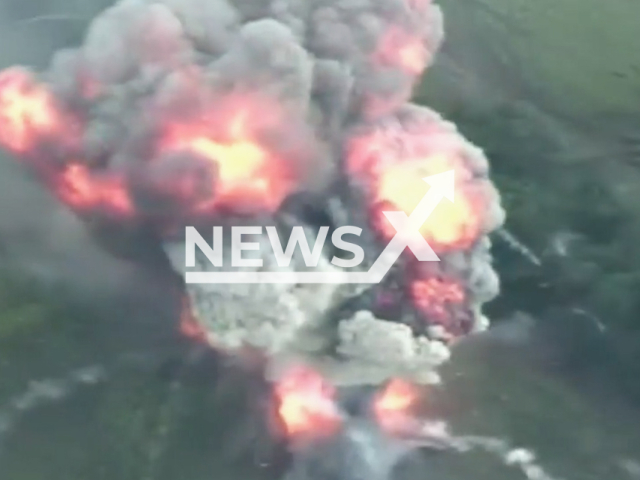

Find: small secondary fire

[270,367,558,480]
[273,365,342,440]
[0,0,504,384]
[270,365,458,480]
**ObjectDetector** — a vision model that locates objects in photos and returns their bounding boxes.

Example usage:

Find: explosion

[409,276,466,336]
[345,108,496,253]
[373,378,424,436]
[0,0,504,385]
[273,366,342,439]
[157,93,297,214]
[0,63,312,224]
[0,68,76,154]
[56,164,134,217]
[375,378,419,414]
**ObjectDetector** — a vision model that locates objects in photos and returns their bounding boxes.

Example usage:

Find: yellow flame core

[376,155,476,247]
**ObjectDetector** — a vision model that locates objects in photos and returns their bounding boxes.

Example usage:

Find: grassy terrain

[0,0,639,478]
[432,0,640,116]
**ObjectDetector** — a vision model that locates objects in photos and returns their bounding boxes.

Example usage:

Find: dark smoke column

[0,0,504,385]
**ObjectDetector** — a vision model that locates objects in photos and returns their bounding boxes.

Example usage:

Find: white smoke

[0,0,504,385]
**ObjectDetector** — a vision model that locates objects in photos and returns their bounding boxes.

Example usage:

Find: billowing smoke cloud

[0,0,504,384]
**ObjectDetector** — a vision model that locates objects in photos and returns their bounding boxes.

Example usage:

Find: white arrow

[362,170,454,283]
[184,171,453,284]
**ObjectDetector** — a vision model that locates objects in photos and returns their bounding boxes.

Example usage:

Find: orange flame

[410,276,465,325]
[347,127,485,252]
[0,67,75,154]
[56,164,134,217]
[273,366,341,439]
[373,378,421,433]
[0,67,300,222]
[160,97,295,214]
[378,156,481,249]
[375,378,419,413]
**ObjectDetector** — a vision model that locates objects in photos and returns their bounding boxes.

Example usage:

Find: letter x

[382,210,438,261]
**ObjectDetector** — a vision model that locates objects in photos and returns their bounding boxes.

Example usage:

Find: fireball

[409,276,465,327]
[0,67,77,154]
[373,378,422,434]
[159,96,296,214]
[376,155,482,250]
[0,69,134,218]
[374,378,419,414]
[273,366,342,439]
[0,0,505,385]
[0,63,300,222]
[56,164,134,217]
[347,125,487,252]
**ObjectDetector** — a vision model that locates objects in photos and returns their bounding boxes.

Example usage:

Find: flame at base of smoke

[0,0,504,383]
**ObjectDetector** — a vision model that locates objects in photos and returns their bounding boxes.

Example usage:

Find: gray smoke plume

[0,0,504,385]
[36,0,445,209]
